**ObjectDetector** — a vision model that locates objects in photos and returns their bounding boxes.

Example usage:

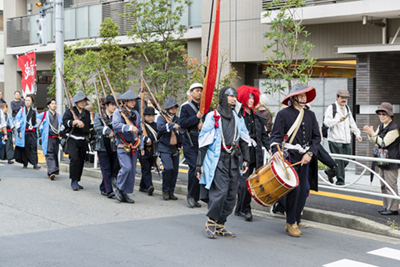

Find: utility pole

[54,0,64,115]
[37,0,64,115]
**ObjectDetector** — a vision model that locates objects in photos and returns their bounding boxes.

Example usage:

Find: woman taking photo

[14,94,40,169]
[363,102,399,216]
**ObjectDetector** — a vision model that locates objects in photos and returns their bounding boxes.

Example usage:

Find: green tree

[48,18,138,110]
[124,0,191,104]
[262,0,317,96]
[184,49,240,109]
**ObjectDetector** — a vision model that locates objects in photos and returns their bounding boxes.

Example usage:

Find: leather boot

[285,223,301,237]
[162,191,169,200]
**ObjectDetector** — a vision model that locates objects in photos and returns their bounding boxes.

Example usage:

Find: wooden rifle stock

[140,70,148,137]
[92,74,107,126]
[101,67,134,127]
[59,69,79,121]
[96,68,108,98]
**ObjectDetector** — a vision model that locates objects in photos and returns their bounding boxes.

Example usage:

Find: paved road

[1,162,400,266]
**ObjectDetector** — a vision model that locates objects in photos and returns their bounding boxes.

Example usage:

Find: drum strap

[287,109,304,144]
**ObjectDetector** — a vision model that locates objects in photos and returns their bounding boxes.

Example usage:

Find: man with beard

[157,97,182,201]
[94,95,120,198]
[37,99,64,180]
[196,87,251,239]
[234,85,270,221]
[63,91,92,190]
[179,83,206,208]
[112,90,144,203]
[270,85,321,237]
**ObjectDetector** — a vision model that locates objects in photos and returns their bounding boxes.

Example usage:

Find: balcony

[7,0,202,49]
[261,0,400,25]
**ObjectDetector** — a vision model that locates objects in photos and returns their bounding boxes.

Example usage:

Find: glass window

[76,6,88,39]
[46,12,52,43]
[29,14,40,44]
[89,5,102,37]
[0,32,4,61]
[64,0,73,9]
[0,12,3,31]
[64,8,76,40]
[189,0,201,27]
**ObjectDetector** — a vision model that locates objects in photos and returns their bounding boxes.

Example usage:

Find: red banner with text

[17,52,36,96]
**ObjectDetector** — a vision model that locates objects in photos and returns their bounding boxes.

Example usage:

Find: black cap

[104,95,116,105]
[143,107,156,115]
[46,99,55,106]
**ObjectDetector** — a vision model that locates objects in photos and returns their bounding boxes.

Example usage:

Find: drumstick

[288,161,302,168]
[277,145,291,181]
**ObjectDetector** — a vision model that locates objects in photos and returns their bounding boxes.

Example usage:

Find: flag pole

[204,0,215,77]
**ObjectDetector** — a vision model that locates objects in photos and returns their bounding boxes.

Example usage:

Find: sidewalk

[40,161,400,239]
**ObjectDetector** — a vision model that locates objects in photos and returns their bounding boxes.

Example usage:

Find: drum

[246,158,299,207]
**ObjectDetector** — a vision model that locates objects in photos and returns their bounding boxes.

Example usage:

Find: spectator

[0,103,14,164]
[0,92,6,105]
[323,89,362,185]
[255,94,273,135]
[363,102,399,216]
[10,91,25,118]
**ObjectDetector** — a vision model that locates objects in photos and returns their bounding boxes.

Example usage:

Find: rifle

[140,69,148,138]
[96,68,108,98]
[101,67,134,127]
[59,69,79,121]
[92,74,107,127]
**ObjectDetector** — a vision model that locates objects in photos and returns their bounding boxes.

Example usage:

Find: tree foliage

[123,0,191,104]
[48,18,138,110]
[262,0,317,95]
[184,49,240,109]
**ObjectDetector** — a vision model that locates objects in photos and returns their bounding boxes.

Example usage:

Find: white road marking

[367,247,400,261]
[323,259,379,267]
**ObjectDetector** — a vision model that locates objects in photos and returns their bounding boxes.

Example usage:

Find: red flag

[17,51,36,96]
[200,0,221,114]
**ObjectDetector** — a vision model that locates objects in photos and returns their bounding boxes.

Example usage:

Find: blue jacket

[112,107,144,150]
[198,110,249,189]
[157,114,181,153]
[15,107,38,148]
[37,111,64,156]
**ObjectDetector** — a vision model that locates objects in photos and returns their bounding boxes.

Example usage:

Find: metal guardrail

[318,153,400,200]
[262,0,364,11]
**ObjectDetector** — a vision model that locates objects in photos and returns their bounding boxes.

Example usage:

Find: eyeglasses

[378,113,387,116]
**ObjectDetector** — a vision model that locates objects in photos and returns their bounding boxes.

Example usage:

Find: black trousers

[235,162,256,214]
[139,152,154,190]
[206,151,240,224]
[46,137,60,176]
[183,136,200,201]
[0,131,14,160]
[68,138,87,181]
[15,131,38,167]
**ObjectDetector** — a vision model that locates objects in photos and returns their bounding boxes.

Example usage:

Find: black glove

[196,165,202,177]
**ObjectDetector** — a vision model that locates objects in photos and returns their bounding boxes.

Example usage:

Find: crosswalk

[323,247,400,267]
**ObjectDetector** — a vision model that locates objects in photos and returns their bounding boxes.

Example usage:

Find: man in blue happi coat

[196,87,251,239]
[37,99,64,180]
[157,97,182,201]
[112,90,144,204]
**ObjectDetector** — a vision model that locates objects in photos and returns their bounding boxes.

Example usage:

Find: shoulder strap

[187,102,198,114]
[40,111,47,124]
[332,103,337,118]
[288,109,304,144]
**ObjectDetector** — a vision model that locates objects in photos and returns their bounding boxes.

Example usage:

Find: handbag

[373,139,389,166]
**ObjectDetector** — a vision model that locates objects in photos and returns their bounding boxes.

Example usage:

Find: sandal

[215,223,236,238]
[205,218,217,239]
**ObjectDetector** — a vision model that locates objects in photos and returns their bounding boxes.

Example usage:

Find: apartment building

[4,0,400,157]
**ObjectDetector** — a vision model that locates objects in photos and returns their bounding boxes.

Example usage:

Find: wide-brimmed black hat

[162,97,178,110]
[104,95,116,105]
[119,90,139,101]
[282,85,316,106]
[143,107,156,115]
[71,91,89,103]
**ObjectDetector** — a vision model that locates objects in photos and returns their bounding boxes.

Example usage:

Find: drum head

[271,159,299,188]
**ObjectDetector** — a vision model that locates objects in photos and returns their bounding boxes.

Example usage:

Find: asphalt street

[1,162,400,267]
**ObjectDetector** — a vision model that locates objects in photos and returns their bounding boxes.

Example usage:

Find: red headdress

[237,85,261,116]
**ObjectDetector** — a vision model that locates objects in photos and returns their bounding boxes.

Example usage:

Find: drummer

[270,85,321,237]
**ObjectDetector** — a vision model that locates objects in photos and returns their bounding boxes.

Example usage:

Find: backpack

[321,103,350,138]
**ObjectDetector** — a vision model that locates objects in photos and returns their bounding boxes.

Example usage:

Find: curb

[46,163,400,239]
